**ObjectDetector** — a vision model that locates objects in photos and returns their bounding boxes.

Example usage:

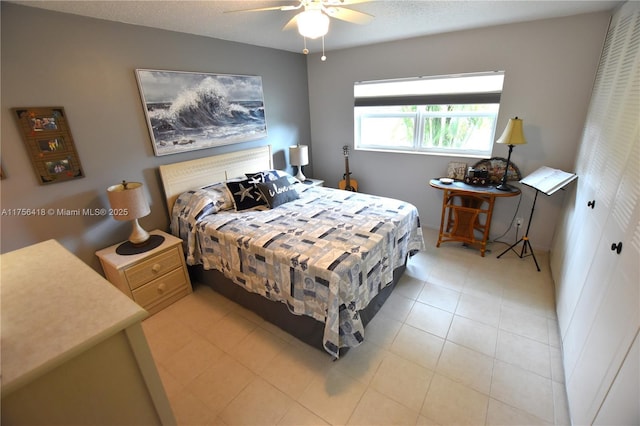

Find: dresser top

[1,239,148,394]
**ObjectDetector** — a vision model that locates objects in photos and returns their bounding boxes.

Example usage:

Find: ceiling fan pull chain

[321,35,327,61]
[303,36,309,55]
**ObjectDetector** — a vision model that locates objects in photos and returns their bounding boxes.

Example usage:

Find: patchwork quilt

[171,183,425,358]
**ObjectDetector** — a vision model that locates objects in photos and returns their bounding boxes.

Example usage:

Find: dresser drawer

[131,268,187,309]
[124,247,182,289]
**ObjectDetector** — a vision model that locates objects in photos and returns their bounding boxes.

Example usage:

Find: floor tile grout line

[484,357,497,426]
[484,291,505,425]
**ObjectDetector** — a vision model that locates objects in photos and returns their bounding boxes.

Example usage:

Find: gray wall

[0,3,311,271]
[306,11,611,251]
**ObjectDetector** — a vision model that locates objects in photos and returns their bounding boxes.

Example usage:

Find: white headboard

[159,145,273,216]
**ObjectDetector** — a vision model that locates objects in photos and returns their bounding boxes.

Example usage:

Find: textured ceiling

[10,1,621,54]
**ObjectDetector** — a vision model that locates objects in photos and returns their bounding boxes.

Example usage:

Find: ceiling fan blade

[323,0,372,5]
[326,6,373,25]
[224,4,300,14]
[282,15,299,31]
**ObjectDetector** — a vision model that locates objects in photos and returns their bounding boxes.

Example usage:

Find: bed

[159,145,425,358]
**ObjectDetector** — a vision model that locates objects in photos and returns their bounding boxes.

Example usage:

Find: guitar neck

[344,156,351,185]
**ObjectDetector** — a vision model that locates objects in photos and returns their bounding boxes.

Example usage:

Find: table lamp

[495,117,527,191]
[289,144,309,182]
[107,181,163,254]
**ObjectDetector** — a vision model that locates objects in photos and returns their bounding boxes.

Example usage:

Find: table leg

[436,190,449,247]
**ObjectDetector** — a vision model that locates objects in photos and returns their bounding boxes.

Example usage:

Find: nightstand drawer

[131,268,187,309]
[125,247,182,289]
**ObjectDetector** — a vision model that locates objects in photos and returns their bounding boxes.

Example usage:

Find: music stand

[497,166,578,271]
[497,187,542,270]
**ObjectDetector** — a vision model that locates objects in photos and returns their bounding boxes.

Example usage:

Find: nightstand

[303,178,324,187]
[96,229,192,315]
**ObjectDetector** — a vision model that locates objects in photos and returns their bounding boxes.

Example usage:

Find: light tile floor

[142,228,570,425]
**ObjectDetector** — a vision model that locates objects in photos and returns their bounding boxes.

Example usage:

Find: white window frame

[354,71,505,158]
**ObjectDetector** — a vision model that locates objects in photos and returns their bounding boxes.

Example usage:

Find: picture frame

[12,107,84,185]
[135,69,268,156]
[447,161,467,180]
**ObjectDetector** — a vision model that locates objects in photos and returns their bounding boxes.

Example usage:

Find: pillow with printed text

[257,176,299,208]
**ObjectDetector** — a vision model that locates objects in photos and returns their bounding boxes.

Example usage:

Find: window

[354,71,504,157]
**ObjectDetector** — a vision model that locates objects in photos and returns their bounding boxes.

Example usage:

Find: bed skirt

[188,259,407,358]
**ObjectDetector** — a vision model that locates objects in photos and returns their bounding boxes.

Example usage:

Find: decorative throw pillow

[246,170,301,185]
[257,176,299,208]
[225,178,268,211]
[245,170,279,183]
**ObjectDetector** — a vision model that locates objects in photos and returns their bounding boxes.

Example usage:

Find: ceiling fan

[226,1,374,59]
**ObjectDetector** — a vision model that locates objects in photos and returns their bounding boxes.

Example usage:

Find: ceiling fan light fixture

[297,9,330,39]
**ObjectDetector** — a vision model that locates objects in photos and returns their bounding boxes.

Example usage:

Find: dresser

[1,239,175,425]
[96,229,192,315]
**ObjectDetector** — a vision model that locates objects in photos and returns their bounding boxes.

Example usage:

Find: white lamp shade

[107,181,150,221]
[297,9,330,39]
[289,145,309,167]
[496,117,527,145]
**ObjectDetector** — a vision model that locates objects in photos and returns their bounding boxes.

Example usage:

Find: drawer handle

[157,283,166,294]
[151,263,162,273]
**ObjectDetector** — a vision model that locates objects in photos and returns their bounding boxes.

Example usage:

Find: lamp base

[295,168,306,182]
[497,144,515,191]
[129,218,150,245]
[116,234,165,255]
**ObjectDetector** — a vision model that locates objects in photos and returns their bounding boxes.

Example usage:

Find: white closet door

[556,2,640,423]
[560,11,640,377]
[555,10,625,337]
[566,137,639,424]
[557,2,639,340]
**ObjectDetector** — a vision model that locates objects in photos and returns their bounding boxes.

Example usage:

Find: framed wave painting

[135,69,267,156]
